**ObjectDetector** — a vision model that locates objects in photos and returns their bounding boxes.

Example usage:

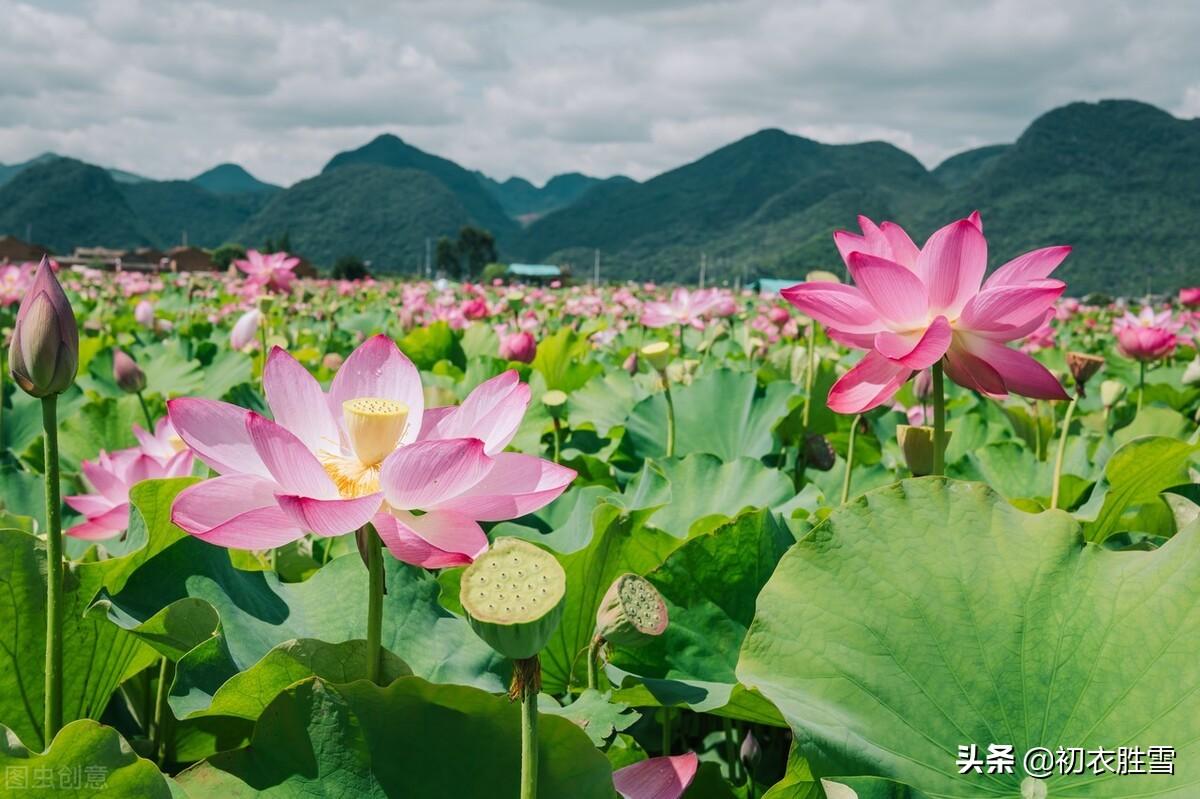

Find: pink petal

[328,335,425,446]
[918,218,987,317]
[167,398,270,478]
[245,413,338,499]
[373,509,487,568]
[846,253,929,329]
[416,406,456,440]
[780,282,886,334]
[825,327,877,350]
[433,453,575,521]
[172,474,303,549]
[943,341,1007,398]
[827,351,913,414]
[967,210,982,231]
[958,280,1065,335]
[264,347,340,454]
[66,504,129,541]
[427,371,530,455]
[81,456,129,501]
[983,246,1071,290]
[613,753,700,799]
[276,492,383,538]
[964,337,1070,400]
[163,450,195,479]
[879,221,920,271]
[874,315,952,369]
[379,438,493,510]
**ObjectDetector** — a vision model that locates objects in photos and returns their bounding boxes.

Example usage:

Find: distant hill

[121,180,262,248]
[323,134,515,241]
[932,144,1009,189]
[237,164,475,270]
[476,171,634,221]
[191,163,280,195]
[0,153,148,188]
[0,158,151,252]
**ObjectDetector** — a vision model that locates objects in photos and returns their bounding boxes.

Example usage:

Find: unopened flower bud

[1099,379,1125,409]
[112,349,146,394]
[622,351,638,375]
[1065,352,1104,397]
[740,730,762,770]
[897,424,951,477]
[595,573,668,647]
[230,308,262,350]
[9,258,78,397]
[913,369,933,399]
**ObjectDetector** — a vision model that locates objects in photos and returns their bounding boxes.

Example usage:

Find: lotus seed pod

[897,424,952,477]
[805,269,841,284]
[542,389,568,419]
[9,258,78,398]
[595,573,668,647]
[804,433,836,472]
[1099,379,1125,408]
[640,341,671,372]
[1065,351,1104,396]
[112,349,147,394]
[461,538,566,660]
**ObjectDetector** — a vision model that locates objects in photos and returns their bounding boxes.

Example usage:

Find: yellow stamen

[320,453,382,498]
[342,397,408,466]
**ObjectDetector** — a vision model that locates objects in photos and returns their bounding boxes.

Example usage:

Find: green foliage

[331,254,370,280]
[210,242,247,269]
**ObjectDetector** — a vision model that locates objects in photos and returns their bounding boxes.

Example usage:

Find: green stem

[1032,401,1043,460]
[1050,394,1078,510]
[551,417,562,465]
[677,324,685,360]
[42,395,63,742]
[586,635,603,692]
[520,673,539,799]
[723,717,737,782]
[1138,360,1146,412]
[931,361,946,476]
[152,656,174,767]
[136,391,154,429]
[141,667,154,737]
[365,524,384,685]
[661,707,673,756]
[259,313,269,385]
[663,381,676,458]
[841,414,860,504]
[794,323,818,489]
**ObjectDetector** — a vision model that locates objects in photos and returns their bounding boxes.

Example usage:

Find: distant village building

[506,263,564,283]
[167,246,217,272]
[0,235,50,263]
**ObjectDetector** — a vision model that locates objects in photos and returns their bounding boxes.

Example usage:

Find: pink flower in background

[641,288,721,329]
[230,308,262,350]
[1113,307,1179,361]
[134,300,155,327]
[613,753,699,799]
[65,419,194,540]
[1055,297,1081,321]
[767,305,790,326]
[167,335,574,567]
[235,250,299,293]
[783,213,1070,413]
[461,296,489,320]
[1019,316,1056,353]
[1180,287,1200,308]
[0,262,35,306]
[499,331,537,363]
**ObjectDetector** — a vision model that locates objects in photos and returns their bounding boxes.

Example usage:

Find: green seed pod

[461,538,566,660]
[595,573,668,647]
[897,424,952,477]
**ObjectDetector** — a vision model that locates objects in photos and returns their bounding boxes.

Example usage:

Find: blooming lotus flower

[1180,287,1200,308]
[235,250,299,293]
[613,753,699,799]
[1113,307,1178,361]
[782,214,1070,413]
[0,261,35,307]
[641,288,721,330]
[167,335,574,567]
[499,331,537,363]
[65,419,193,540]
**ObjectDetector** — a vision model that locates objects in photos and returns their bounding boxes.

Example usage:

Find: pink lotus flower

[613,753,699,799]
[0,262,35,307]
[461,296,489,320]
[134,300,155,328]
[235,250,299,293]
[1180,287,1200,308]
[1113,307,1179,361]
[65,419,193,540]
[782,214,1070,413]
[641,288,721,330]
[167,335,574,567]
[499,331,537,363]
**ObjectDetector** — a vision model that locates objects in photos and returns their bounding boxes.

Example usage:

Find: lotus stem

[1050,394,1079,510]
[661,706,673,755]
[586,635,604,691]
[1032,401,1043,460]
[551,417,562,465]
[677,323,685,359]
[519,657,540,799]
[152,656,174,767]
[136,390,154,429]
[841,414,860,504]
[365,524,384,685]
[723,717,737,782]
[1138,360,1146,412]
[931,361,946,476]
[663,380,676,458]
[42,395,64,741]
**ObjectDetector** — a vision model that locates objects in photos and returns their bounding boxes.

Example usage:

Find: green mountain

[237,164,475,269]
[0,158,151,251]
[0,153,147,188]
[476,171,634,221]
[121,180,263,248]
[931,144,1009,189]
[323,134,515,241]
[191,163,280,195]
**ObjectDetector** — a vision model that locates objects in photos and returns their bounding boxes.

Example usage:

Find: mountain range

[0,98,1195,294]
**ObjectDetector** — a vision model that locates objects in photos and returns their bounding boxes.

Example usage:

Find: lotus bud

[804,433,836,471]
[1099,379,1125,409]
[594,573,668,647]
[897,424,951,477]
[9,258,78,398]
[542,389,568,420]
[622,351,639,375]
[112,349,146,394]
[740,729,762,770]
[1182,357,1200,386]
[134,299,155,328]
[499,331,537,363]
[640,341,671,373]
[461,537,566,662]
[913,368,933,399]
[230,308,262,350]
[1065,352,1104,397]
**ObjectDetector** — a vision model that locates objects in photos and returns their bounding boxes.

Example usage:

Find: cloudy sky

[2,0,1198,187]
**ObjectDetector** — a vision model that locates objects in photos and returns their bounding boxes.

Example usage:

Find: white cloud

[0,0,1197,185]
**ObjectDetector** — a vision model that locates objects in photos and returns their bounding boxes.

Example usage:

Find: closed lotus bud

[804,433,836,471]
[112,349,146,394]
[1065,352,1104,397]
[9,258,78,398]
[134,299,155,328]
[595,573,668,647]
[1100,379,1125,409]
[740,730,762,770]
[461,538,566,661]
[641,341,671,372]
[913,369,933,399]
[230,308,262,350]
[499,331,537,363]
[897,424,951,477]
[623,351,639,375]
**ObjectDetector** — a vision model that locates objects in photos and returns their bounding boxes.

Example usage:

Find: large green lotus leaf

[1114,407,1193,445]
[176,676,618,798]
[399,320,466,370]
[0,720,174,797]
[543,688,638,747]
[624,369,795,461]
[738,477,1200,798]
[1076,436,1198,542]
[96,539,507,719]
[532,327,604,392]
[0,478,195,749]
[609,510,790,725]
[570,369,649,437]
[762,742,822,799]
[952,439,1093,508]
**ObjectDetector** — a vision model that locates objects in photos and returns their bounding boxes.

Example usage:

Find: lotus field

[3,214,1200,798]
